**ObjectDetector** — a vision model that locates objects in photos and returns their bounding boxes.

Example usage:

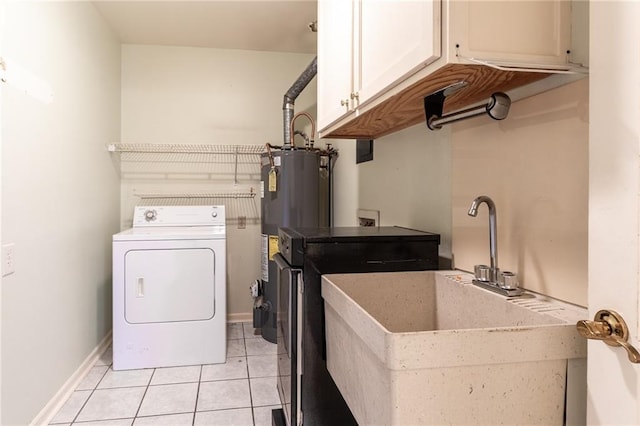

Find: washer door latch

[576,309,640,364]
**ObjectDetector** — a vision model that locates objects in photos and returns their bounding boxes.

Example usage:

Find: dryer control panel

[132,205,226,227]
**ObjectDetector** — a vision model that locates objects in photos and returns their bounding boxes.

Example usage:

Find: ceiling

[92,1,318,54]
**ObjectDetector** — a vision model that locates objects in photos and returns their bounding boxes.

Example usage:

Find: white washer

[112,205,226,370]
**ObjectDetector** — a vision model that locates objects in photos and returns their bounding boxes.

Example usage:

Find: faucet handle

[474,265,491,282]
[498,271,519,290]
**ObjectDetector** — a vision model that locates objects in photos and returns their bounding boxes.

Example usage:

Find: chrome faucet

[468,195,499,282]
[467,195,523,296]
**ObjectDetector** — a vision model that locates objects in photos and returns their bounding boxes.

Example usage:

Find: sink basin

[321,271,587,425]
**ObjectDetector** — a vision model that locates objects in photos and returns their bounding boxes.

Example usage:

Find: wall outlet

[2,243,15,276]
[357,209,380,227]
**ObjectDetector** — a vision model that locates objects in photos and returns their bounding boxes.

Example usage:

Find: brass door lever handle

[576,309,640,364]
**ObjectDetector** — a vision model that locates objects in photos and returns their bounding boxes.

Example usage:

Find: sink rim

[322,270,587,370]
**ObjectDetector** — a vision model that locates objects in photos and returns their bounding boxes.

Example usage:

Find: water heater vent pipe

[283,57,317,149]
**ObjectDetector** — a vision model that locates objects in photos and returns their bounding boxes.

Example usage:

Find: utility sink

[321,271,587,425]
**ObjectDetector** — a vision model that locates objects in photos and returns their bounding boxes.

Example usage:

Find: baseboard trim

[30,331,112,426]
[227,312,252,323]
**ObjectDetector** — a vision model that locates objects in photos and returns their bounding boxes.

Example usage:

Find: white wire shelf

[108,143,266,155]
[108,143,266,183]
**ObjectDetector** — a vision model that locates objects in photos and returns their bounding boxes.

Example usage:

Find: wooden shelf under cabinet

[320,64,550,140]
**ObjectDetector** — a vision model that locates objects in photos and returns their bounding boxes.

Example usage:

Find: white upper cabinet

[317,0,586,139]
[318,0,440,132]
[449,0,572,69]
[317,0,354,129]
[358,0,440,109]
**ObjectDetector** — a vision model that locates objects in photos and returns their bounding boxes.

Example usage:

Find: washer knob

[144,209,157,222]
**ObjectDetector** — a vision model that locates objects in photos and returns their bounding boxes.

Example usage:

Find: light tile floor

[49,323,280,426]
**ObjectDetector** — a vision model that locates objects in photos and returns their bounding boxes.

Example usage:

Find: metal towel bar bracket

[423,82,511,130]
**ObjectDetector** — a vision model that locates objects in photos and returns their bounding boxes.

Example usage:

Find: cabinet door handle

[340,99,349,107]
[350,92,359,100]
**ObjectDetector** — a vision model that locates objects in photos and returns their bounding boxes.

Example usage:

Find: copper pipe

[289,112,316,149]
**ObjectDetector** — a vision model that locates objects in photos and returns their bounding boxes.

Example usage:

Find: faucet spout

[468,195,498,280]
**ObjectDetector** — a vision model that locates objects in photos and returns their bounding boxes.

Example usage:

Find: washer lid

[113,225,225,241]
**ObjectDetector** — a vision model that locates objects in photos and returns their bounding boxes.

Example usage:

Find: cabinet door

[317,0,354,131]
[450,0,571,67]
[358,0,441,107]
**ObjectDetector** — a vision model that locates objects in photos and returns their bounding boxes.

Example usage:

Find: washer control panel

[144,209,158,222]
[132,205,226,227]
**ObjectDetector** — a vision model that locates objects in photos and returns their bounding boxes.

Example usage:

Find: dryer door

[124,248,216,323]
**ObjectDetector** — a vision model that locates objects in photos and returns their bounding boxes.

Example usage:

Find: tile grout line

[68,358,111,425]
[242,324,258,426]
[131,367,155,422]
[192,364,204,426]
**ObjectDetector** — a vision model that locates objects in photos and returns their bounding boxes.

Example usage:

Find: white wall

[341,78,589,307]
[0,2,5,421]
[355,124,453,258]
[1,3,121,424]
[330,140,359,226]
[120,45,317,317]
[452,79,589,306]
